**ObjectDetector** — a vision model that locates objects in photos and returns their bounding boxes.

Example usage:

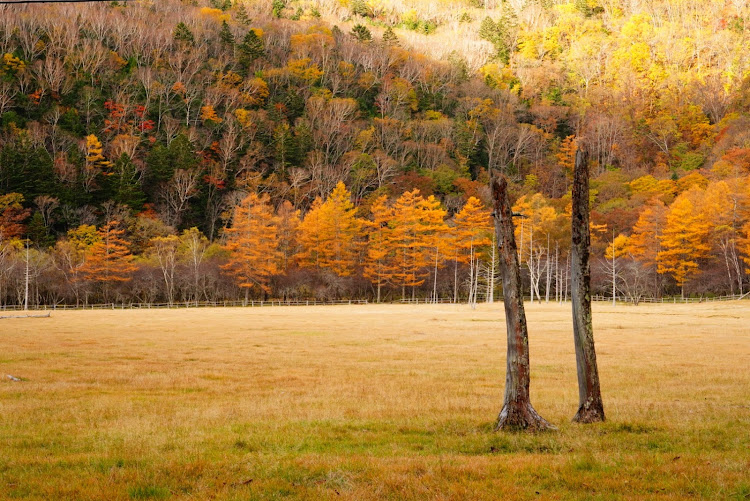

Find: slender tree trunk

[493,177,555,431]
[555,243,560,303]
[612,230,617,306]
[571,148,605,423]
[433,247,439,303]
[453,256,459,303]
[24,242,29,311]
[487,233,496,303]
[468,244,475,305]
[545,234,551,303]
[528,228,534,303]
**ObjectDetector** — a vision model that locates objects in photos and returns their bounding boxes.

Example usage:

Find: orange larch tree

[388,189,448,299]
[223,193,280,298]
[390,189,427,299]
[363,194,395,303]
[702,181,746,294]
[296,197,326,270]
[297,182,363,277]
[417,194,449,303]
[657,192,711,296]
[80,220,136,302]
[627,198,668,268]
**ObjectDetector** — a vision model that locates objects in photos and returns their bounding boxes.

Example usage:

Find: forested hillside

[1,0,749,305]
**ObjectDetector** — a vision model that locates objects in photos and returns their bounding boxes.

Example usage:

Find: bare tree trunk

[487,233,496,303]
[571,149,605,423]
[611,230,617,306]
[24,242,29,312]
[555,242,560,303]
[545,234,551,303]
[433,247,439,303]
[468,243,476,307]
[453,255,459,303]
[528,228,534,303]
[493,177,555,432]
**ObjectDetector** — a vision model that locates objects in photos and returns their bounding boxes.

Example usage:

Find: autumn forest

[1,0,750,305]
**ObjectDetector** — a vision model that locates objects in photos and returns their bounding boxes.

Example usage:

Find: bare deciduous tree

[161,168,200,227]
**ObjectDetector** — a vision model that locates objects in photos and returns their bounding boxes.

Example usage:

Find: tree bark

[571,148,605,423]
[493,177,555,432]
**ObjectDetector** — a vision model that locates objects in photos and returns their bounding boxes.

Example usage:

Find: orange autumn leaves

[77,221,136,297]
[610,180,750,291]
[222,182,493,297]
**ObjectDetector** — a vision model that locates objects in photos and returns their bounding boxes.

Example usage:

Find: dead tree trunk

[571,148,605,423]
[493,177,555,432]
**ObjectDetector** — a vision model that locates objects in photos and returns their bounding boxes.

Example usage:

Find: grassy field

[1,302,749,500]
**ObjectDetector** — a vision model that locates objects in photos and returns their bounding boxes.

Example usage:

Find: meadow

[1,302,749,500]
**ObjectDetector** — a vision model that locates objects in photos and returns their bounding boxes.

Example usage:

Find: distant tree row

[0,183,494,305]
[4,175,750,306]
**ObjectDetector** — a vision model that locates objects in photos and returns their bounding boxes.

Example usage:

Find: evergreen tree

[173,22,195,45]
[112,154,146,212]
[27,212,54,248]
[478,14,516,65]
[351,24,372,43]
[479,17,498,42]
[382,26,399,46]
[219,20,235,47]
[349,0,370,17]
[271,0,285,18]
[0,141,58,204]
[239,29,265,70]
[235,4,252,25]
[144,135,198,198]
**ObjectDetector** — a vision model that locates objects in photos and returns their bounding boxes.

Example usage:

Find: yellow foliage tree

[82,134,111,192]
[200,105,223,123]
[556,135,577,178]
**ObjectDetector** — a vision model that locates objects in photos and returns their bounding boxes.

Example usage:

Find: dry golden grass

[1,302,749,500]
